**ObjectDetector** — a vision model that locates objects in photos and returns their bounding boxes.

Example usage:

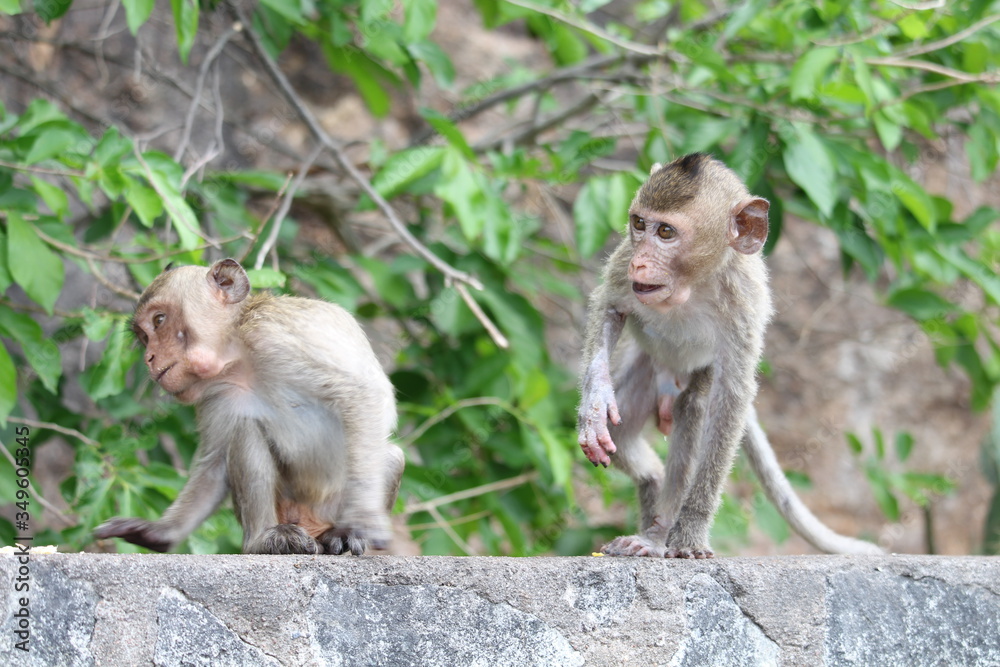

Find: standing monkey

[95,259,404,555]
[578,154,881,558]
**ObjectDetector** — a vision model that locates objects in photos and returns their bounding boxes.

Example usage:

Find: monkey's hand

[578,365,621,468]
[94,517,174,553]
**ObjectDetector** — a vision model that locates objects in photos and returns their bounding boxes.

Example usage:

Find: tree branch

[227,3,485,296]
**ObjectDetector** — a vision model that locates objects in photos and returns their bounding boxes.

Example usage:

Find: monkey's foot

[94,517,173,553]
[664,521,713,558]
[320,516,391,556]
[664,545,714,559]
[601,534,667,558]
[253,524,322,555]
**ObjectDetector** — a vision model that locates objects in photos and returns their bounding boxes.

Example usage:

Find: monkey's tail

[743,408,885,555]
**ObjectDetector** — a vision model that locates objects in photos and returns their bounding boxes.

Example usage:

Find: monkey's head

[626,153,769,309]
[130,258,251,403]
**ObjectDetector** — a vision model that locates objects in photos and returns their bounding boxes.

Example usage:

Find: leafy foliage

[0,0,998,554]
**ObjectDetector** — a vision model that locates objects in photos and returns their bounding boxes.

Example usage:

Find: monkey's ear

[729,197,769,255]
[208,258,251,304]
[649,162,664,175]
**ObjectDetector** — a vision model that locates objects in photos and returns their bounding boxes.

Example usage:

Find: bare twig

[896,13,1000,58]
[401,397,512,446]
[475,92,601,151]
[403,471,540,515]
[412,53,628,145]
[426,505,476,554]
[865,56,999,83]
[94,0,122,86]
[1,433,76,527]
[85,256,140,300]
[502,0,660,56]
[0,160,85,178]
[453,283,510,349]
[253,143,325,270]
[174,24,240,163]
[8,416,101,448]
[239,171,294,264]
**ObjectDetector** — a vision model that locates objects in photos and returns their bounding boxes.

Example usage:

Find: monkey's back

[235,294,396,430]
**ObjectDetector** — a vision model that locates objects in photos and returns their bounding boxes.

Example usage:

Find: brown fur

[96,259,404,555]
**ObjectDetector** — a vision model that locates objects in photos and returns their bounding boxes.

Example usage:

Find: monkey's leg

[94,439,229,552]
[657,368,712,537]
[599,350,669,557]
[665,370,749,559]
[319,415,396,556]
[234,420,321,555]
[322,442,404,556]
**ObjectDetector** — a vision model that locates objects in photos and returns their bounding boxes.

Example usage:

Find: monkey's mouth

[632,282,666,295]
[155,364,175,382]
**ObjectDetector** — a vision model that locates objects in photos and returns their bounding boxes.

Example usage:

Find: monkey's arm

[743,407,884,555]
[94,446,228,552]
[578,288,627,467]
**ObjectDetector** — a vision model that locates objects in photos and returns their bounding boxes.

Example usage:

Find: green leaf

[93,128,133,167]
[419,108,474,158]
[0,0,21,14]
[846,432,863,455]
[33,0,71,22]
[935,246,1000,306]
[372,147,445,199]
[16,99,65,134]
[866,467,900,521]
[24,122,86,164]
[245,267,287,289]
[886,287,956,321]
[895,432,914,463]
[790,47,839,101]
[873,110,903,152]
[434,148,486,240]
[122,0,154,34]
[967,119,999,182]
[0,229,12,294]
[0,344,16,424]
[573,177,615,258]
[124,176,164,227]
[138,151,202,249]
[79,320,137,401]
[783,124,837,217]
[259,0,304,24]
[6,213,64,315]
[890,168,936,231]
[872,428,885,460]
[325,48,393,117]
[30,176,70,220]
[0,306,61,393]
[753,492,790,544]
[407,40,455,88]
[170,0,199,63]
[403,0,437,41]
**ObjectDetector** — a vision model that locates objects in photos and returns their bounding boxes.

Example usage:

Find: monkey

[578,153,882,558]
[94,258,404,556]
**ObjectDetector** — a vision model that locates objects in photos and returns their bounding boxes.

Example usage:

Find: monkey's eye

[657,225,677,240]
[631,216,646,232]
[152,313,166,329]
[135,329,149,346]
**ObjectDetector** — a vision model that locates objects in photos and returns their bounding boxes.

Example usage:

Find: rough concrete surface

[1,554,998,666]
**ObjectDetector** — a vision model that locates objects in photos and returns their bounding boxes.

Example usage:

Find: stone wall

[1,553,998,665]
